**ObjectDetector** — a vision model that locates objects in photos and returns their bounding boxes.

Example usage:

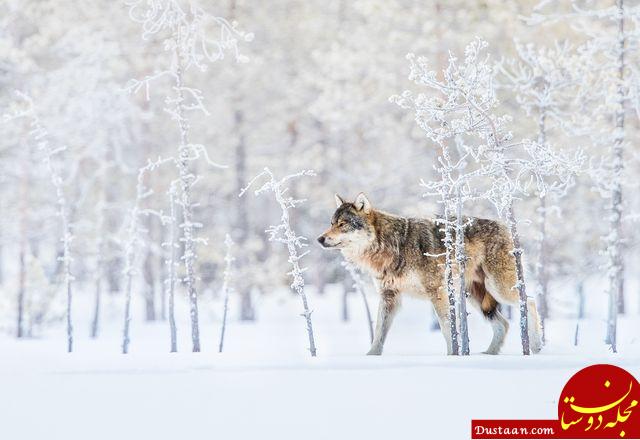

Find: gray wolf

[317,193,542,355]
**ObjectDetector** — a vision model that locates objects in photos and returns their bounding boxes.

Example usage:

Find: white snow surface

[1,284,639,440]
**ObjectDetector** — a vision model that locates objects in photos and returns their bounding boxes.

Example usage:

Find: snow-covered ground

[1,284,639,440]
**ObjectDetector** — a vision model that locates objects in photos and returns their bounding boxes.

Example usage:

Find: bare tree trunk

[106,258,121,294]
[576,281,585,320]
[534,109,549,343]
[91,172,107,339]
[228,0,255,323]
[0,243,4,286]
[341,288,350,322]
[167,189,178,353]
[159,225,167,321]
[122,269,133,354]
[234,111,255,322]
[17,241,26,339]
[316,270,328,296]
[143,237,156,322]
[535,194,549,343]
[218,235,234,353]
[442,201,459,355]
[63,218,73,352]
[142,146,156,323]
[91,272,102,339]
[618,261,625,314]
[434,143,459,355]
[219,292,230,352]
[17,153,28,339]
[173,29,200,352]
[454,186,470,355]
[506,202,530,355]
[122,164,157,354]
[574,282,584,346]
[239,290,255,321]
[343,261,374,343]
[606,0,625,353]
[106,179,122,295]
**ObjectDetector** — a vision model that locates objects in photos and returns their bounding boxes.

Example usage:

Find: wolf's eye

[350,218,364,229]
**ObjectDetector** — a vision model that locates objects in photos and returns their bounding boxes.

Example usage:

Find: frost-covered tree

[240,168,317,357]
[121,157,172,354]
[576,0,635,354]
[15,93,75,353]
[498,41,584,342]
[410,142,476,354]
[396,39,582,355]
[529,0,640,353]
[394,45,510,356]
[125,0,252,352]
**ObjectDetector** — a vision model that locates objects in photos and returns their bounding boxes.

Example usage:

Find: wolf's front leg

[367,289,400,355]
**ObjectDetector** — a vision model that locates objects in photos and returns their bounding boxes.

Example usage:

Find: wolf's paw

[482,349,499,355]
[366,348,382,356]
[529,332,543,354]
[530,340,543,354]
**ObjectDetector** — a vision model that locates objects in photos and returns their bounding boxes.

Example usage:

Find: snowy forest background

[2,1,640,439]
[2,0,640,355]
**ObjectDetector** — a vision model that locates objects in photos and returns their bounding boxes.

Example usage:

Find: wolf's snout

[317,235,326,246]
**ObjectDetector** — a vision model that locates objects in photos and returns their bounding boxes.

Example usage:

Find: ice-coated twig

[218,234,234,353]
[240,167,317,356]
[125,0,253,64]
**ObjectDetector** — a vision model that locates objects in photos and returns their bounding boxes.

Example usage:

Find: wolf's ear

[354,192,371,213]
[334,194,345,207]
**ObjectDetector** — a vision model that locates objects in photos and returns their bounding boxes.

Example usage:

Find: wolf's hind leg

[367,289,400,355]
[484,308,509,355]
[468,279,509,355]
[484,271,543,354]
[431,293,454,355]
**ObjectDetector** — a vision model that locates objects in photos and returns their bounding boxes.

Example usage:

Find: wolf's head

[317,193,376,254]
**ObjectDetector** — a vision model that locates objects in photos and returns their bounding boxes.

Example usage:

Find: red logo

[472,364,640,439]
[559,364,639,438]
